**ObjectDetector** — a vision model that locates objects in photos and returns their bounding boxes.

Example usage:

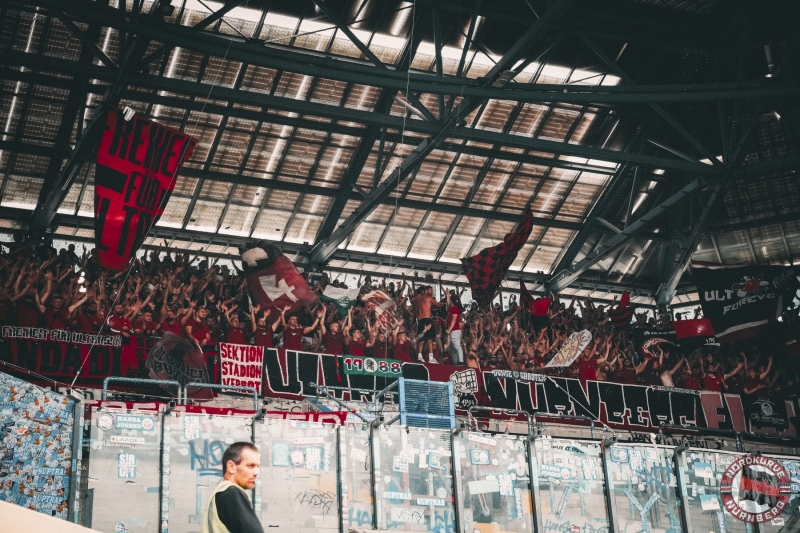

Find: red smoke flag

[242,241,318,313]
[461,211,534,308]
[607,290,635,330]
[95,107,197,270]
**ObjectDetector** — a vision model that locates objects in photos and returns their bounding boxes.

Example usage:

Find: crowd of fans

[1,241,798,397]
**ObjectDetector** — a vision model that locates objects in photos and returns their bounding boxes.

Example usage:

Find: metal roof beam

[310,0,437,123]
[57,15,119,71]
[307,0,577,266]
[311,2,431,251]
[19,0,796,104]
[1,54,711,172]
[577,30,725,169]
[546,177,706,293]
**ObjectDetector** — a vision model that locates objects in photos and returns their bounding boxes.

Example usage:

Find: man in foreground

[201,442,264,533]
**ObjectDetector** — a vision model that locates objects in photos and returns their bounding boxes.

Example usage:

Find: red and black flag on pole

[461,210,535,308]
[739,465,780,507]
[521,281,550,328]
[607,290,635,330]
[95,107,197,271]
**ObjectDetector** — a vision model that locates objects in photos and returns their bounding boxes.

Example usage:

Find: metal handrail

[308,382,370,424]
[658,423,742,451]
[532,413,595,438]
[739,431,800,449]
[467,405,533,434]
[187,383,259,412]
[102,377,182,402]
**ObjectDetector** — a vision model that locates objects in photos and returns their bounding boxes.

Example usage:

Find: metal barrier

[533,412,596,438]
[186,382,259,411]
[102,376,183,402]
[68,405,800,533]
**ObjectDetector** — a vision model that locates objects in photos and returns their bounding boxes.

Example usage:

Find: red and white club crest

[719,454,791,523]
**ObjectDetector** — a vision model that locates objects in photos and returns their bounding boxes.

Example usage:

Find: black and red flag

[739,465,780,507]
[241,241,318,313]
[95,107,197,270]
[607,290,635,330]
[461,210,535,308]
[692,262,798,342]
[520,281,550,327]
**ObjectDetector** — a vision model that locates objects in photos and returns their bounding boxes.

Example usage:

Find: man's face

[289,316,299,327]
[142,312,152,323]
[226,448,260,490]
[113,304,124,315]
[197,308,209,319]
[166,310,175,321]
[52,298,63,310]
[330,322,340,333]
[353,329,363,341]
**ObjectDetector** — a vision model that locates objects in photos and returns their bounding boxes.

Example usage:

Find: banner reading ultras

[95,108,198,270]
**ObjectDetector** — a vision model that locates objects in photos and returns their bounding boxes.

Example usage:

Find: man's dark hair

[221,442,259,473]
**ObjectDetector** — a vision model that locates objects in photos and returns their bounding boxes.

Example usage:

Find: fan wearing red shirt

[370,329,390,358]
[250,305,279,348]
[393,330,413,363]
[107,303,132,338]
[108,303,136,375]
[133,310,160,336]
[343,308,375,356]
[578,339,610,382]
[320,308,346,355]
[160,306,183,335]
[702,360,743,392]
[184,306,210,348]
[280,305,321,351]
[223,303,247,345]
[74,300,105,333]
[446,293,464,365]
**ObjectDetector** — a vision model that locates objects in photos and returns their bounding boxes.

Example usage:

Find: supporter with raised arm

[744,355,773,394]
[412,285,445,363]
[281,305,321,351]
[250,305,279,348]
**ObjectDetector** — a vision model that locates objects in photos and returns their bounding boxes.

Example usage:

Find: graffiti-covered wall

[0,370,76,519]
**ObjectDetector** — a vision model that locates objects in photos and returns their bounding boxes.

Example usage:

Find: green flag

[321,285,360,316]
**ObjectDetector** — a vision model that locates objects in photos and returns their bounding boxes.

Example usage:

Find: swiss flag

[242,242,318,313]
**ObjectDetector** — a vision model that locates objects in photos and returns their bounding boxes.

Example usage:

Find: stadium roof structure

[0,0,798,308]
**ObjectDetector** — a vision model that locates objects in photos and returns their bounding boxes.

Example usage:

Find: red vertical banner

[95,108,197,270]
